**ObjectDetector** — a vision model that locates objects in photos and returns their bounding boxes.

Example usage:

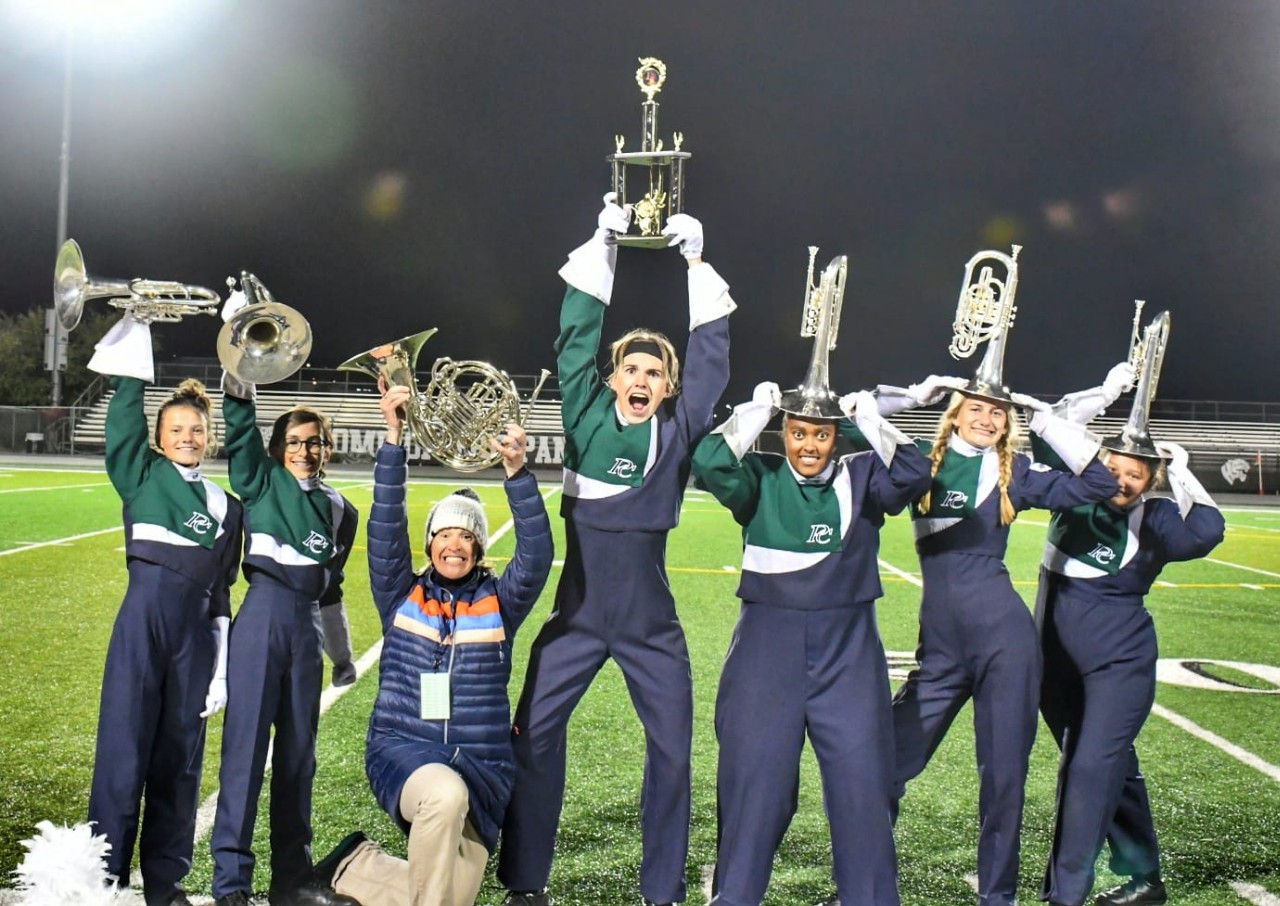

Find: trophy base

[607,151,692,166]
[614,234,672,249]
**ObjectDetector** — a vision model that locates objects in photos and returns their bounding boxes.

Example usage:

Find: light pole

[49,23,74,406]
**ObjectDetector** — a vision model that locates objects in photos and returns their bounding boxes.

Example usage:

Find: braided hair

[917,391,1022,526]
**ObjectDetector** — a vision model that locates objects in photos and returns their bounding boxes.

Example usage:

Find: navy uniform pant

[498,525,692,904]
[1037,585,1160,906]
[88,560,215,906]
[891,555,1042,906]
[711,603,898,906]
[211,576,324,898]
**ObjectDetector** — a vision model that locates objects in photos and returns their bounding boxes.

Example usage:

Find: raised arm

[104,376,157,500]
[367,443,417,631]
[691,384,776,526]
[220,388,275,504]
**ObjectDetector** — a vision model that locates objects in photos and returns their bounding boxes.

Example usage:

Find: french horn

[779,246,847,419]
[949,245,1021,402]
[217,272,313,384]
[53,238,220,331]
[1102,309,1171,460]
[339,330,550,472]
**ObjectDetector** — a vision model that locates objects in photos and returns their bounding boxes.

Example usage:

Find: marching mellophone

[949,245,1021,401]
[778,246,848,419]
[217,272,313,385]
[1103,309,1171,458]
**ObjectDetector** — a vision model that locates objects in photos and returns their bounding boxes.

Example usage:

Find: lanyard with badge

[420,589,455,720]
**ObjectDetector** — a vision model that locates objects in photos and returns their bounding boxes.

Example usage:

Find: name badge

[420,672,451,721]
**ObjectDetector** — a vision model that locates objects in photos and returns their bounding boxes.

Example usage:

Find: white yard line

[1231,882,1280,906]
[878,557,923,588]
[0,481,110,494]
[0,527,120,557]
[1151,704,1280,783]
[701,863,715,904]
[1205,557,1280,579]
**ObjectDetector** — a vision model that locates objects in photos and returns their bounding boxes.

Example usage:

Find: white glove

[1030,409,1101,474]
[1156,440,1216,517]
[87,315,155,382]
[1053,361,1137,425]
[321,602,356,687]
[853,389,912,467]
[838,390,859,418]
[662,212,704,259]
[1010,392,1054,415]
[201,615,231,718]
[914,375,968,406]
[1103,361,1136,400]
[220,368,256,402]
[597,191,632,236]
[221,287,250,323]
[754,381,782,411]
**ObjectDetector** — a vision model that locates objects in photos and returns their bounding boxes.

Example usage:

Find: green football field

[1,463,1277,906]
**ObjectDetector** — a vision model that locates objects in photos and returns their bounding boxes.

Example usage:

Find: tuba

[217,272,313,384]
[54,238,220,331]
[949,245,1021,402]
[339,330,550,472]
[1102,309,1170,459]
[779,246,848,419]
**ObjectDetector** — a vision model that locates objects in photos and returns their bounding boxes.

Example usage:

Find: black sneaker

[215,893,253,906]
[1095,878,1168,906]
[503,892,551,906]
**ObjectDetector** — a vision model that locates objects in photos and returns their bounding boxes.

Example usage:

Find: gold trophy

[608,57,691,248]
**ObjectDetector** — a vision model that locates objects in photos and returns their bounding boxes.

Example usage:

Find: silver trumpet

[1122,299,1147,393]
[949,245,1021,402]
[53,238,220,331]
[1102,309,1171,459]
[217,272,312,385]
[779,246,847,419]
[339,330,550,472]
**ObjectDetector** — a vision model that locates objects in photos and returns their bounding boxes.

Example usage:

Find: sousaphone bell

[217,272,312,384]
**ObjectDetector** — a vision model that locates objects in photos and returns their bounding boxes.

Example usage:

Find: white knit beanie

[425,488,488,554]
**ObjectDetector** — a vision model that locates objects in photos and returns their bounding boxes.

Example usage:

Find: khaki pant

[333,763,488,906]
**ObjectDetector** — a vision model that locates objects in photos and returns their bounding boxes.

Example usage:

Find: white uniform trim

[248,532,320,566]
[562,411,659,499]
[742,459,852,575]
[1041,500,1144,577]
[912,437,998,540]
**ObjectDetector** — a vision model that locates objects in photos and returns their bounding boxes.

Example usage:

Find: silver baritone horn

[779,246,847,419]
[339,330,551,472]
[1102,309,1171,460]
[217,272,313,384]
[949,245,1021,402]
[54,238,220,331]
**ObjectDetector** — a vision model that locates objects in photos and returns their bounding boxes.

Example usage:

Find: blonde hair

[1100,449,1167,493]
[608,328,681,396]
[154,379,212,454]
[918,391,1022,526]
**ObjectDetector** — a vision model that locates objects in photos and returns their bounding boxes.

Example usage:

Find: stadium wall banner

[321,427,568,466]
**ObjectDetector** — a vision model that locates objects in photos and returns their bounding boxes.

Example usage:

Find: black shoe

[272,886,363,906]
[1095,878,1168,906]
[503,892,551,906]
[215,893,253,906]
[813,896,840,906]
[155,893,195,906]
[312,831,369,887]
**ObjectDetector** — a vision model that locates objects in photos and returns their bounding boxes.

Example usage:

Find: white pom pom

[12,821,144,906]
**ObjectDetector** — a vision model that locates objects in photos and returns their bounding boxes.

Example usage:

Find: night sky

[1,1,1276,405]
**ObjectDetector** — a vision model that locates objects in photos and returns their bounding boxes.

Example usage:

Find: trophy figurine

[607,57,691,248]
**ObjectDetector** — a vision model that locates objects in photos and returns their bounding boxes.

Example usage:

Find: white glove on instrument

[852,389,912,467]
[1156,440,1217,517]
[559,193,630,305]
[221,287,250,323]
[662,212,704,259]
[1053,361,1136,425]
[220,368,256,402]
[1030,409,1102,474]
[712,381,779,460]
[874,375,967,416]
[1010,392,1054,415]
[87,314,155,382]
[201,615,231,718]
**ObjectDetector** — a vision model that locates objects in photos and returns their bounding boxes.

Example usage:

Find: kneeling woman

[321,383,553,906]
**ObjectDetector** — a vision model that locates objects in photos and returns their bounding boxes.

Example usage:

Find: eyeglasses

[284,438,331,454]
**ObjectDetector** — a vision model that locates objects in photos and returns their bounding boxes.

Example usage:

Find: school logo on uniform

[806,524,835,545]
[1088,543,1116,565]
[183,512,213,535]
[607,457,638,479]
[940,490,969,509]
[301,531,331,555]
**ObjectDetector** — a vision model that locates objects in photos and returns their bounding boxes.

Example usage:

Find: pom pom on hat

[425,488,488,554]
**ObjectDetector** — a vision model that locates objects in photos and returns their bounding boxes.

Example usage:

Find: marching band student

[210,364,359,906]
[886,385,1119,906]
[86,315,243,906]
[497,195,735,906]
[692,384,930,906]
[313,383,553,906]
[1028,370,1224,906]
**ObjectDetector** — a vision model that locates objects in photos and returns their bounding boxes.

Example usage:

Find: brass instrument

[339,330,550,472]
[217,272,313,384]
[779,247,848,419]
[1123,299,1147,392]
[949,245,1021,402]
[607,57,691,247]
[1101,310,1171,459]
[53,238,220,331]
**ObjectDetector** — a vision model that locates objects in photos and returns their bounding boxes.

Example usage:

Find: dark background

[1,0,1276,405]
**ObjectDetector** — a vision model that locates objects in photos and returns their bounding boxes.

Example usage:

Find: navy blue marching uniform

[89,377,243,906]
[497,231,734,903]
[1032,439,1224,906]
[211,392,358,900]
[892,426,1118,906]
[693,394,930,906]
